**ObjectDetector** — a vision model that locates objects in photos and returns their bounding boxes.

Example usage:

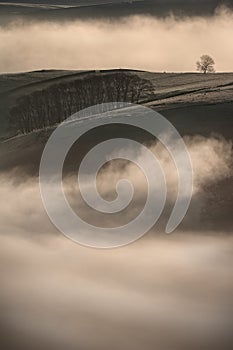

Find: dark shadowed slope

[0,0,232,25]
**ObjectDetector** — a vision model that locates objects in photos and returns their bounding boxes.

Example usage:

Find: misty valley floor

[1,232,233,350]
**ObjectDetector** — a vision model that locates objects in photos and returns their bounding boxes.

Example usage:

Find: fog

[0,135,233,349]
[1,135,232,234]
[1,232,233,350]
[0,7,233,73]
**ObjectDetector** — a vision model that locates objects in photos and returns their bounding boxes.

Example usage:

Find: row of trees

[10,72,154,134]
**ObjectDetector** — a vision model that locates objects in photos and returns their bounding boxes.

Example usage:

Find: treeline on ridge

[9,72,154,134]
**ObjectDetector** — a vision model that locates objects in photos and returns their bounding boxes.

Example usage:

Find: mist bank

[1,166,233,349]
[0,125,232,350]
[0,135,232,235]
[1,231,233,350]
[0,9,233,73]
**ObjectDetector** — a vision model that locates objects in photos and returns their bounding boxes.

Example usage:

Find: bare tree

[196,54,215,74]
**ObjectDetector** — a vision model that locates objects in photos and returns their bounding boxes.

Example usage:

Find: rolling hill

[0,69,232,175]
[0,0,232,25]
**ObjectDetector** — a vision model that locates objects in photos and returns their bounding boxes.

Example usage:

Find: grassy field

[0,69,232,139]
[0,69,232,174]
[0,68,232,179]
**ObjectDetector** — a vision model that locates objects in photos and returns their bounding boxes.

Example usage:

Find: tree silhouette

[196,55,215,74]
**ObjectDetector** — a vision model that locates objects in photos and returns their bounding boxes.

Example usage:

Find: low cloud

[0,135,232,235]
[0,8,233,73]
[0,134,233,349]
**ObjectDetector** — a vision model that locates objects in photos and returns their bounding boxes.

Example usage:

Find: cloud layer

[0,135,232,235]
[0,8,233,73]
[0,134,233,349]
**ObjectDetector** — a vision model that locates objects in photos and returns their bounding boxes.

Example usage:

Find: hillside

[1,69,233,133]
[0,0,231,25]
[0,69,232,174]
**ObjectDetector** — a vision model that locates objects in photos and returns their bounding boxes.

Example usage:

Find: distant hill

[0,0,232,24]
[0,0,133,8]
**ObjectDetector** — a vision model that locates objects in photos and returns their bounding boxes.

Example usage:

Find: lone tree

[196,54,215,73]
